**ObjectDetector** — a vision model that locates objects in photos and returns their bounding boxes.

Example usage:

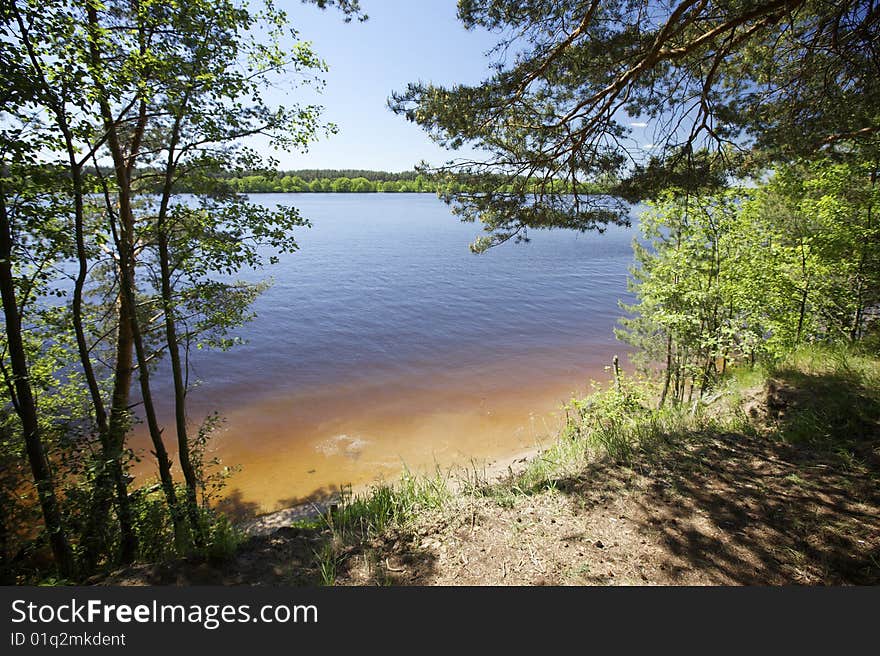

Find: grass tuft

[302,469,452,584]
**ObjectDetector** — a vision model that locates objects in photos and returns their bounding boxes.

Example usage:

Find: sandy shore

[240,444,544,536]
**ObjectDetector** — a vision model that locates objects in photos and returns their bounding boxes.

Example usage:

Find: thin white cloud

[643,143,656,149]
[630,122,648,128]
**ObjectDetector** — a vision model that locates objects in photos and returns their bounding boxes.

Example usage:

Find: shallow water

[131,193,638,513]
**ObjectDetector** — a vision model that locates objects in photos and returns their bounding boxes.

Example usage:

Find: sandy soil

[336,430,879,585]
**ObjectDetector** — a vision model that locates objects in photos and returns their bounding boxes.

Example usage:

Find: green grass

[758,345,880,473]
[478,343,878,501]
[507,387,730,495]
[295,469,453,584]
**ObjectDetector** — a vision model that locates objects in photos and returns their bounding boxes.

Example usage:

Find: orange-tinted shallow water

[132,349,620,514]
[129,194,638,514]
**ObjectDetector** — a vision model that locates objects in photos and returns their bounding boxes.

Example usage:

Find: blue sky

[266,0,500,172]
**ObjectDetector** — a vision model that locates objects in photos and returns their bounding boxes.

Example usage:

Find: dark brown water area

[130,194,639,514]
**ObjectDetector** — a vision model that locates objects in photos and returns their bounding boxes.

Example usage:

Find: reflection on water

[130,194,638,513]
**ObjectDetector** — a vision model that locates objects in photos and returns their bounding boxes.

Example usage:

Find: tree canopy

[392,0,880,249]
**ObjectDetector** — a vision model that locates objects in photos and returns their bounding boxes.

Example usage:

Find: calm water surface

[132,194,639,513]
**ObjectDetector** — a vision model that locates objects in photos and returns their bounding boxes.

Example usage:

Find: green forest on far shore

[218,170,608,194]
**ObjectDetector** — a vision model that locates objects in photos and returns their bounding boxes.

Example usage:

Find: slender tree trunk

[675,346,688,405]
[699,357,716,398]
[158,232,202,543]
[850,168,876,341]
[109,177,186,550]
[700,228,720,399]
[796,287,808,345]
[156,114,203,544]
[658,333,673,410]
[795,240,809,345]
[0,185,75,578]
[0,482,11,584]
[113,210,187,551]
[672,363,682,406]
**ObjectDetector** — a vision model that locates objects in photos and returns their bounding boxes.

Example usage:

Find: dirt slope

[334,426,879,585]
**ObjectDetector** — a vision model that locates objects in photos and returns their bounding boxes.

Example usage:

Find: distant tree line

[63,165,613,196]
[276,169,419,182]
[228,172,432,193]
[216,171,610,194]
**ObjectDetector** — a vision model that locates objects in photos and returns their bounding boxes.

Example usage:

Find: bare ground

[335,426,880,585]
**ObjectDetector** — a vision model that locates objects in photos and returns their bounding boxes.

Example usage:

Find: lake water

[131,193,639,514]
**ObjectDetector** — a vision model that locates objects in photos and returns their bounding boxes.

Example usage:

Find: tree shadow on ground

[275,486,345,511]
[214,489,262,524]
[101,482,439,585]
[542,368,880,585]
[227,483,440,585]
[328,526,440,585]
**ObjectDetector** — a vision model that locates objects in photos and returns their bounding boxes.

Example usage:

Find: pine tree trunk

[71,165,137,569]
[86,2,186,551]
[658,334,673,409]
